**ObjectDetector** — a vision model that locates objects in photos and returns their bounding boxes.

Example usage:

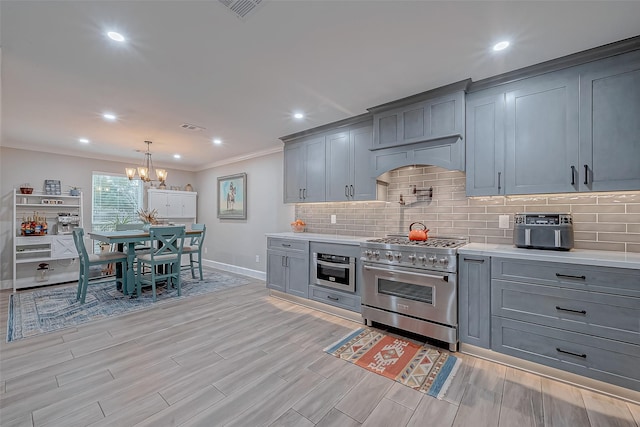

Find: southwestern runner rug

[325,327,460,399]
[7,270,251,342]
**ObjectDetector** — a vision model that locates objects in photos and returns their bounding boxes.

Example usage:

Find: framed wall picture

[217,173,247,219]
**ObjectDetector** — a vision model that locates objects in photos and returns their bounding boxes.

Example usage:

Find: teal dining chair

[136,225,186,302]
[182,223,206,280]
[72,228,127,304]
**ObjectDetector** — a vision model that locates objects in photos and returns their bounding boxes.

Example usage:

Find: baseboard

[202,259,266,281]
[460,343,640,405]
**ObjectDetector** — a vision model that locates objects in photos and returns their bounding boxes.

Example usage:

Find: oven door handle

[317,259,353,268]
[363,265,448,281]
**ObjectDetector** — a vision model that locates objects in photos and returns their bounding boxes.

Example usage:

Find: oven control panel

[360,248,456,271]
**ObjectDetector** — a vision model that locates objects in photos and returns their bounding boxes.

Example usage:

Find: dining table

[88,228,203,295]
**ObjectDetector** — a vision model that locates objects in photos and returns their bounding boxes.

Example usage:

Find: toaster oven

[513,213,574,251]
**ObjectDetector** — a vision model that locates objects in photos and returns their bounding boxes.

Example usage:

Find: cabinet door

[148,191,168,217]
[166,193,183,217]
[181,193,197,218]
[283,143,304,203]
[51,236,78,258]
[466,93,506,196]
[458,255,491,348]
[325,131,351,201]
[579,51,640,191]
[350,124,376,201]
[303,136,326,202]
[266,250,286,292]
[286,252,309,298]
[505,75,579,194]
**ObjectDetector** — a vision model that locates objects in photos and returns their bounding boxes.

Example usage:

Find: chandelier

[125,141,167,185]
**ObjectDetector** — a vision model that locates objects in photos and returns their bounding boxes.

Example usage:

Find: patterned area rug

[7,270,251,342]
[325,328,460,399]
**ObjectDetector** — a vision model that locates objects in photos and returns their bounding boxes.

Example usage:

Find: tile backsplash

[295,166,640,253]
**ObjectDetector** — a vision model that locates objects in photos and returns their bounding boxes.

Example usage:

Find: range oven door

[362,262,457,326]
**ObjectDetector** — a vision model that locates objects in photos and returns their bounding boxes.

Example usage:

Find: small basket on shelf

[20,187,34,194]
[290,220,306,233]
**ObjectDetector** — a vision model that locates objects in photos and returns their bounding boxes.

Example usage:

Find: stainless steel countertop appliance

[513,213,574,250]
[360,235,468,351]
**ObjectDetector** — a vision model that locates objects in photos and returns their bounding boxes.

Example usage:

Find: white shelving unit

[12,189,83,291]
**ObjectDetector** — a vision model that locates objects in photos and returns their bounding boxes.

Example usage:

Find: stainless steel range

[360,235,468,351]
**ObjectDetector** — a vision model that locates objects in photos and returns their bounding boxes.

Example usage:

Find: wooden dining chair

[182,223,206,280]
[72,228,127,304]
[136,225,186,302]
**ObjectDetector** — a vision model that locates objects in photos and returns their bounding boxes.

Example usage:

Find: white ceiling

[2,1,640,171]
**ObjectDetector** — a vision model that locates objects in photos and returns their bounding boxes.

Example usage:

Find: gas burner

[366,236,468,249]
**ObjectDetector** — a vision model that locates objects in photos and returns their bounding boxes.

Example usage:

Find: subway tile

[487,237,513,245]
[598,232,640,243]
[453,220,488,229]
[436,228,470,236]
[469,197,504,206]
[505,196,548,205]
[487,205,523,214]
[628,224,640,233]
[468,228,508,237]
[627,243,640,253]
[597,192,640,204]
[574,241,626,251]
[452,206,486,214]
[571,213,597,223]
[570,204,626,214]
[598,213,640,223]
[573,232,597,241]
[443,213,470,221]
[469,213,504,221]
[469,236,487,244]
[437,199,470,207]
[628,204,640,214]
[573,222,626,233]
[524,205,571,213]
[547,195,597,204]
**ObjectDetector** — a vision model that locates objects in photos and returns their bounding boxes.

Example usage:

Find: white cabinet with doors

[147,189,197,220]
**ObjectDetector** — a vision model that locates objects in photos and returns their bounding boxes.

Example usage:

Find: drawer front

[267,238,309,253]
[492,317,640,391]
[492,279,640,344]
[309,285,361,312]
[491,257,640,297]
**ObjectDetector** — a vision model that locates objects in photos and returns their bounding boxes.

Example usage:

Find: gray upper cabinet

[283,136,326,203]
[505,73,580,195]
[371,83,468,149]
[325,121,376,201]
[465,93,506,196]
[578,50,640,191]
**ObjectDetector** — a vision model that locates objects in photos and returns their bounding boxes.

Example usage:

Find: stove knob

[394,252,402,261]
[418,255,427,265]
[438,258,449,266]
[373,251,380,260]
[386,251,394,261]
[408,254,417,264]
[364,250,372,258]
[429,256,437,265]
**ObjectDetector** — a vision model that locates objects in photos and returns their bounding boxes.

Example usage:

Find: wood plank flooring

[1,269,639,427]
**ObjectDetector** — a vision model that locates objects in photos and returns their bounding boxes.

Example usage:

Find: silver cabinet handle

[350,185,354,197]
[463,258,485,263]
[345,185,349,197]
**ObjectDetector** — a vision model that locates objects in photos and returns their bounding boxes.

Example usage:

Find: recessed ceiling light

[102,113,117,121]
[293,112,304,119]
[107,31,125,42]
[493,41,510,51]
[78,138,90,143]
[213,138,222,145]
[173,154,181,159]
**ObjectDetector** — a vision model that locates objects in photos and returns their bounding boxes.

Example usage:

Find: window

[92,173,144,232]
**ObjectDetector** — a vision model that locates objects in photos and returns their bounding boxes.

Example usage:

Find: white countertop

[265,232,371,245]
[459,243,640,270]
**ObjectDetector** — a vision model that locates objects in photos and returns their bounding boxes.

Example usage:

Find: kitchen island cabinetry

[283,136,326,203]
[12,190,83,290]
[458,255,491,348]
[266,237,309,298]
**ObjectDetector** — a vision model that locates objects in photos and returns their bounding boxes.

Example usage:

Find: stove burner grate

[366,237,467,248]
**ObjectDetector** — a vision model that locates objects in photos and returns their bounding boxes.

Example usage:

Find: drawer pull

[327,295,339,301]
[556,348,587,359]
[555,306,587,315]
[281,243,291,247]
[463,258,485,263]
[555,273,586,280]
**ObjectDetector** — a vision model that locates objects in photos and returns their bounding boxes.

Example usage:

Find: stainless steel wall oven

[313,252,356,293]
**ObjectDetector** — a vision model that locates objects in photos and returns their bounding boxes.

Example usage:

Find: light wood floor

[1,269,639,427]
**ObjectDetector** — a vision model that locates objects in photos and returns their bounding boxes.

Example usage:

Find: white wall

[0,147,196,286]
[194,151,294,276]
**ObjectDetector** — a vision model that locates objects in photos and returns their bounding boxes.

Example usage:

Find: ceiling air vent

[179,123,206,132]
[218,0,265,20]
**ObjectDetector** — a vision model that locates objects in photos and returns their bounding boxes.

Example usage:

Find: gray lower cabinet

[458,255,491,348]
[308,285,361,312]
[283,136,326,203]
[266,238,309,298]
[490,257,640,391]
[325,122,376,201]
